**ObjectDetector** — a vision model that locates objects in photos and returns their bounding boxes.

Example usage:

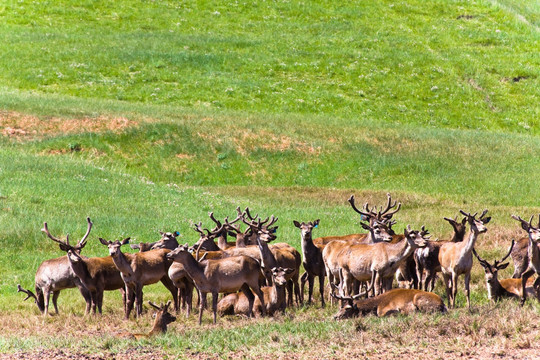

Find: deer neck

[270,282,286,308]
[528,237,540,272]
[257,239,277,270]
[148,317,167,336]
[487,277,511,301]
[216,234,229,250]
[67,258,92,287]
[111,251,134,277]
[385,238,415,265]
[300,232,317,258]
[459,231,478,259]
[177,253,207,284]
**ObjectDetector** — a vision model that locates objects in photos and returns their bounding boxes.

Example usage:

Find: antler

[496,239,515,266]
[208,212,222,227]
[79,217,93,248]
[41,221,70,247]
[472,248,490,268]
[378,193,401,219]
[148,301,162,310]
[17,284,38,302]
[193,222,205,236]
[348,195,374,218]
[41,218,92,251]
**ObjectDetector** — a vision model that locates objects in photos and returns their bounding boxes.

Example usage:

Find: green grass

[1,0,540,358]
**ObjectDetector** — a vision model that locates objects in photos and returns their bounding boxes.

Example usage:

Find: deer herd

[16,194,540,335]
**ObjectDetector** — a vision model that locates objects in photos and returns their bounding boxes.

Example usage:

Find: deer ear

[228,231,237,238]
[360,222,370,231]
[121,237,130,245]
[293,221,301,228]
[498,262,510,270]
[483,217,491,224]
[99,237,109,246]
[174,231,180,236]
[314,219,320,227]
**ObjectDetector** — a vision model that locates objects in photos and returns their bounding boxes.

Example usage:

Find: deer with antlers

[511,214,540,305]
[438,209,490,308]
[473,240,538,302]
[130,231,180,252]
[17,218,93,316]
[414,216,467,291]
[166,244,266,324]
[40,218,126,315]
[99,237,178,319]
[120,301,176,339]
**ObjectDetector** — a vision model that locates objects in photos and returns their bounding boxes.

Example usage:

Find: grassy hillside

[1,0,540,358]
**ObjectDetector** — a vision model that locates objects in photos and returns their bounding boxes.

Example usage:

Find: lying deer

[166,244,266,324]
[473,240,538,302]
[332,288,446,319]
[120,301,176,339]
[17,218,93,316]
[217,267,294,317]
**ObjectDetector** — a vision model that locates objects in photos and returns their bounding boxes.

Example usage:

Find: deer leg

[293,273,302,305]
[43,287,51,317]
[318,273,325,308]
[97,290,104,314]
[442,273,451,308]
[307,274,315,305]
[52,291,60,315]
[198,290,206,325]
[125,286,135,320]
[251,285,266,317]
[90,291,98,315]
[464,272,471,309]
[240,284,255,318]
[80,287,92,315]
[300,271,308,301]
[211,292,219,324]
[521,269,535,305]
[451,273,458,308]
[160,276,179,313]
[286,280,293,307]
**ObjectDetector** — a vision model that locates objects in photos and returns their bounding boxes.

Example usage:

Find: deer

[313,193,400,247]
[17,218,93,316]
[331,288,446,319]
[322,220,403,299]
[41,219,126,315]
[438,209,490,308]
[509,216,540,279]
[293,219,326,307]
[511,214,540,305]
[120,301,176,339]
[339,225,428,297]
[473,240,538,302]
[217,267,294,317]
[414,216,468,291]
[99,237,178,319]
[166,244,266,324]
[130,231,180,252]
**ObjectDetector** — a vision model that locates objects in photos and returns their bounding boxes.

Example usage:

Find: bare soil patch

[0,111,136,141]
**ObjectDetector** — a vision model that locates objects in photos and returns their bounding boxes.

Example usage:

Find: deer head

[41,217,93,253]
[460,209,490,234]
[473,240,514,284]
[511,214,540,243]
[293,219,320,239]
[348,193,401,225]
[99,237,131,257]
[359,219,395,242]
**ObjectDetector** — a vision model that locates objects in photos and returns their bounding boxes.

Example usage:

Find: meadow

[1,0,540,358]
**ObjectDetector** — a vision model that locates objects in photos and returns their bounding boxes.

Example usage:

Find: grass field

[1,0,540,358]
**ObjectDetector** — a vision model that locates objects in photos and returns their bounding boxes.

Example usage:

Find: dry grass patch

[0,111,137,141]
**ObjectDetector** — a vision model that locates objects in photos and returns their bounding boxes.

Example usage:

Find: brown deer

[130,231,180,252]
[17,218,93,316]
[332,288,446,319]
[339,225,428,297]
[294,219,326,307]
[414,216,467,291]
[313,193,400,247]
[99,238,178,319]
[439,209,490,308]
[121,301,176,339]
[166,244,266,324]
[41,219,126,315]
[511,214,540,305]
[217,267,294,317]
[473,240,538,302]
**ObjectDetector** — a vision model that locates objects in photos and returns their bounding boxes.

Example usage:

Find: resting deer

[41,219,126,315]
[511,214,540,305]
[439,209,490,308]
[473,240,537,302]
[166,244,266,324]
[294,219,326,307]
[121,301,176,339]
[99,237,178,319]
[414,216,467,291]
[130,231,180,252]
[217,267,294,317]
[17,218,93,316]
[332,288,446,319]
[314,193,400,247]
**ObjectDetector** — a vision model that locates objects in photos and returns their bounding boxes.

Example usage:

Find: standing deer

[414,216,467,291]
[166,244,266,324]
[439,209,490,308]
[17,218,93,316]
[473,240,538,302]
[99,237,178,319]
[217,267,294,317]
[130,231,180,252]
[294,219,326,307]
[511,214,540,305]
[40,219,126,315]
[332,288,446,319]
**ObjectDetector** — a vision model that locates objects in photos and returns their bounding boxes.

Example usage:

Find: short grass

[1,0,540,358]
